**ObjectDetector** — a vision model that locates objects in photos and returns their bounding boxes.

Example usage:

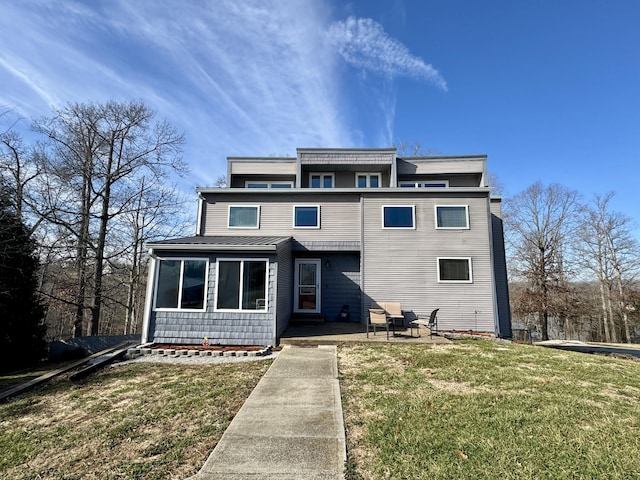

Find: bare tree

[118,175,190,334]
[34,100,186,336]
[576,193,640,342]
[505,182,580,340]
[394,141,440,156]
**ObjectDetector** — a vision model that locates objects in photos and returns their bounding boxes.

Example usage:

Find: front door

[294,259,321,313]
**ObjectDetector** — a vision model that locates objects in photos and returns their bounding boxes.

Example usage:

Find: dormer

[297,148,396,188]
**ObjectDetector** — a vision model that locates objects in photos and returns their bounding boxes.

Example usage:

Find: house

[141,148,512,346]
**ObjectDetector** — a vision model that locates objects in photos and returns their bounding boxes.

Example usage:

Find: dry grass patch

[0,359,272,480]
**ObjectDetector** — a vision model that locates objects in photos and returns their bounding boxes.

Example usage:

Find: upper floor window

[215,259,268,311]
[382,205,415,229]
[400,180,449,188]
[310,173,334,188]
[293,205,320,228]
[356,173,381,188]
[228,205,260,228]
[436,205,469,229]
[154,258,208,310]
[438,258,473,283]
[245,181,293,188]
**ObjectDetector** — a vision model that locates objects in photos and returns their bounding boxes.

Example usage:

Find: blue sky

[1,0,638,235]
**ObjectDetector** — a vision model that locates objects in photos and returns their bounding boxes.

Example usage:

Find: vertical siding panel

[491,198,512,337]
[276,243,293,339]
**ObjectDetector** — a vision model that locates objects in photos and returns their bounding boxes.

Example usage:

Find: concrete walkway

[187,345,346,480]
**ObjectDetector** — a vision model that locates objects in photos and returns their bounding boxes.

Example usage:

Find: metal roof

[147,236,291,252]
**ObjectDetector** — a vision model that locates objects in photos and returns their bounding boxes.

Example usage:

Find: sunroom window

[438,258,473,283]
[436,205,469,229]
[216,260,268,311]
[155,259,208,310]
[228,205,260,228]
[383,205,415,229]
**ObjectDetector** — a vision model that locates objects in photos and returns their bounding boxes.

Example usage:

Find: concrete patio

[279,321,451,346]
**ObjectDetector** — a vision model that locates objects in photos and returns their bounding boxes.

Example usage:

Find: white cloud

[327,16,447,91]
[0,1,445,189]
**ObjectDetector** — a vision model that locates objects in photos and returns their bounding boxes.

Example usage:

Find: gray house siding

[201,193,361,242]
[149,252,277,346]
[275,242,293,339]
[361,192,496,331]
[321,252,361,322]
[490,198,512,337]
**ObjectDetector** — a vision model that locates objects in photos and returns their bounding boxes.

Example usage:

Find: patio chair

[367,308,391,340]
[410,308,439,338]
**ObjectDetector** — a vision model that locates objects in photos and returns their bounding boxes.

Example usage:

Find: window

[310,173,334,188]
[438,258,472,283]
[436,205,469,229]
[155,258,208,310]
[399,180,449,188]
[228,205,259,228]
[216,259,268,311]
[293,205,320,228]
[356,173,381,188]
[245,181,293,188]
[382,205,415,229]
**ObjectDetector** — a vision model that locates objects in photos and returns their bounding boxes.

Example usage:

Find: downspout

[141,249,157,344]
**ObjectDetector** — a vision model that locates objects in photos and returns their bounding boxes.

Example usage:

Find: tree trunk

[73,162,92,338]
[598,280,611,342]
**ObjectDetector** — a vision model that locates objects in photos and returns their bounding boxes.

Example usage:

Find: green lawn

[339,341,640,479]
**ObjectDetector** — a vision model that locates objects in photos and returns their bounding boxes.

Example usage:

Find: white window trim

[399,180,450,188]
[435,205,470,230]
[227,205,260,229]
[382,205,416,229]
[214,258,269,312]
[293,205,321,229]
[309,172,334,188]
[355,172,381,188]
[437,257,473,283]
[244,181,293,188]
[153,257,209,312]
